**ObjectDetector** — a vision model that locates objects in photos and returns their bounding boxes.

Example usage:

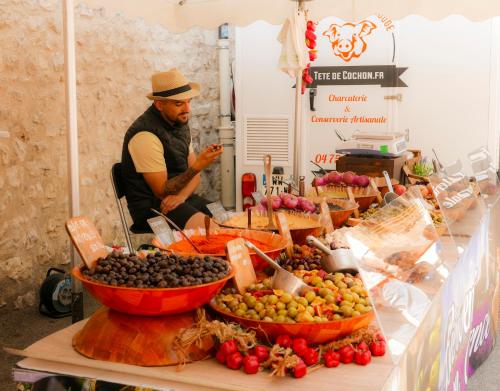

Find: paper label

[276,212,293,258]
[207,201,230,222]
[147,216,175,246]
[320,199,335,234]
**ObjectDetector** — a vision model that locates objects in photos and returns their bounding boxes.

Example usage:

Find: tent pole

[63,0,83,323]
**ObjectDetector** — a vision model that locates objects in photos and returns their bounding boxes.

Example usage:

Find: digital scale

[335,130,408,158]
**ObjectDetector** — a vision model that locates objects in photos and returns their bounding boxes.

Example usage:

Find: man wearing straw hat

[121,68,223,231]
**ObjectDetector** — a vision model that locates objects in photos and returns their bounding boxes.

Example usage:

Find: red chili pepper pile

[302,20,318,94]
[213,330,387,379]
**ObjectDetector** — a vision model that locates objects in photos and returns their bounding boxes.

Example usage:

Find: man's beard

[174,118,189,126]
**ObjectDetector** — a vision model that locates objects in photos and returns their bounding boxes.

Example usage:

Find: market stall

[7,152,500,390]
[6,1,500,390]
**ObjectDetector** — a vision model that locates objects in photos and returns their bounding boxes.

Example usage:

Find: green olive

[297,297,308,306]
[343,293,354,302]
[275,315,286,322]
[254,302,264,312]
[238,303,248,311]
[305,291,316,303]
[268,295,278,305]
[319,288,330,298]
[280,293,292,303]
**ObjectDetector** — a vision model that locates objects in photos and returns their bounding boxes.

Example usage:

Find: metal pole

[218,24,236,209]
[293,75,303,184]
[63,0,83,323]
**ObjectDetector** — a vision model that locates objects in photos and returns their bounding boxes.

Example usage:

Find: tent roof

[79,0,500,32]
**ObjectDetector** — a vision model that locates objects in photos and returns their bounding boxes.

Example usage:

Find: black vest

[121,105,191,225]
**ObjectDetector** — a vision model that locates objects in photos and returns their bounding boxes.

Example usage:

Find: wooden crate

[336,155,406,182]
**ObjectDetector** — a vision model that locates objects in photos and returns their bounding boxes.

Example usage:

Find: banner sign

[439,215,496,390]
[308,65,408,88]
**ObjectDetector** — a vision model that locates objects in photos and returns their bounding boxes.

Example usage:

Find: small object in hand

[211,144,223,151]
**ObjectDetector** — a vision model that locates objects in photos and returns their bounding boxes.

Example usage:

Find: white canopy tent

[65,0,500,217]
[80,0,500,31]
[63,2,500,315]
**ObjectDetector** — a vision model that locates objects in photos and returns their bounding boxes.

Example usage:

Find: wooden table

[14,320,397,391]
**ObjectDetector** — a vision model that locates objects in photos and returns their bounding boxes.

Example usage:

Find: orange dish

[168,234,275,255]
[73,266,235,316]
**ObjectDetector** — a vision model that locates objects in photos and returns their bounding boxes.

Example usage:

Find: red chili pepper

[250,345,270,363]
[317,270,327,279]
[323,350,340,368]
[215,349,226,364]
[293,359,308,378]
[355,349,372,366]
[302,347,319,366]
[369,340,386,357]
[220,340,238,357]
[243,355,260,374]
[307,20,316,31]
[309,51,317,62]
[305,29,317,41]
[226,351,243,370]
[276,335,293,348]
[338,345,355,364]
[292,338,309,356]
[357,341,369,352]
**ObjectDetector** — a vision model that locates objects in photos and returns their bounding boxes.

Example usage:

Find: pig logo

[323,20,377,62]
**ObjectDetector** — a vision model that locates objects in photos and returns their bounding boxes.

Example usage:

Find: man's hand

[160,194,186,213]
[192,144,224,171]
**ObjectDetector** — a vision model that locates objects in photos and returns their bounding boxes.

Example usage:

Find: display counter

[9,200,499,391]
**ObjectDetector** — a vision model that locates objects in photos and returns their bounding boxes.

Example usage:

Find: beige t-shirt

[128,131,194,173]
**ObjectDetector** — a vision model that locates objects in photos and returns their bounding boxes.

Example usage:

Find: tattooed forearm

[164,167,200,195]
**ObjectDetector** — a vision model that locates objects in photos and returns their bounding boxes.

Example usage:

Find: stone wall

[0,0,224,310]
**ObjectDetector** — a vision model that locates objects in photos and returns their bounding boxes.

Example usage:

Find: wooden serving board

[226,238,256,294]
[65,216,108,269]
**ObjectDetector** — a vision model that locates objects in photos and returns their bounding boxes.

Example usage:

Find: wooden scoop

[204,215,211,240]
[151,209,202,253]
[263,154,276,230]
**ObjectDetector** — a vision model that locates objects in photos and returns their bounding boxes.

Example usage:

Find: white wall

[235,15,500,192]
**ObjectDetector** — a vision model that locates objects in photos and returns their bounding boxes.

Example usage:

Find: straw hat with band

[147,68,200,101]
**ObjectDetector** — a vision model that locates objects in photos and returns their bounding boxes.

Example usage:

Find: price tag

[276,212,293,258]
[226,238,256,294]
[65,216,108,269]
[252,191,264,204]
[320,199,334,234]
[206,201,229,222]
[147,216,175,247]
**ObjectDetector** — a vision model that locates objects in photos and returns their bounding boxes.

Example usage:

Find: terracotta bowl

[313,185,379,212]
[215,211,323,246]
[209,300,374,345]
[152,228,287,271]
[73,266,235,316]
